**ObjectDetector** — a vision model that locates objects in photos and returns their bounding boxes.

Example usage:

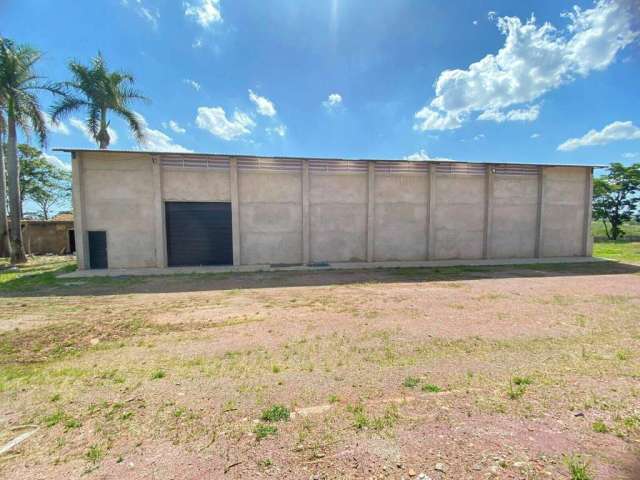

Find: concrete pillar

[483,164,494,259]
[71,152,88,270]
[367,161,375,262]
[302,159,310,264]
[230,158,241,265]
[427,163,436,260]
[582,167,594,257]
[535,166,545,258]
[151,157,166,267]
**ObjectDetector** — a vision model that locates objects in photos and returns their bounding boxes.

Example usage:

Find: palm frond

[50,95,89,122]
[114,106,146,143]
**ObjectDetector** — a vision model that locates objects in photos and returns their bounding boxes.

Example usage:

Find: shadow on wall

[1,260,639,299]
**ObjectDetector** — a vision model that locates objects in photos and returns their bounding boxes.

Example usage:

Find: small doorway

[88,231,108,269]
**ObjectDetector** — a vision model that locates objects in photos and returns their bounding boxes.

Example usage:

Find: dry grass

[0,256,639,479]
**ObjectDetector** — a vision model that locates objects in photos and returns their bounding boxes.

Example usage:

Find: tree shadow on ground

[1,260,638,298]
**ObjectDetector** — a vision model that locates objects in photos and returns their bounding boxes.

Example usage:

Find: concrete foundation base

[61,256,605,278]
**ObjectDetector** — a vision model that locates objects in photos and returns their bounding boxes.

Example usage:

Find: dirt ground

[1,259,639,479]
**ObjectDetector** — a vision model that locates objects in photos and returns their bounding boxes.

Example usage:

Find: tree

[0,38,62,263]
[16,144,71,220]
[51,52,148,149]
[0,111,9,257]
[592,162,640,240]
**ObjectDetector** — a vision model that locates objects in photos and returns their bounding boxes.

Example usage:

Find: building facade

[60,149,595,270]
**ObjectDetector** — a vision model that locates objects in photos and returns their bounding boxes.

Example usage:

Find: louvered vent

[309,160,368,173]
[238,158,302,172]
[493,165,538,176]
[160,156,230,171]
[435,163,486,175]
[375,161,429,175]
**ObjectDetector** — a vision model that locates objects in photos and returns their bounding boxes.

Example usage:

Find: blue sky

[2,0,640,176]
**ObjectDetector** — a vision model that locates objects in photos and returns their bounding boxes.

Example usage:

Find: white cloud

[69,117,119,146]
[267,124,287,137]
[184,0,222,28]
[531,133,541,139]
[43,153,71,171]
[135,113,192,152]
[195,106,255,141]
[487,11,497,21]
[43,112,70,135]
[622,152,639,159]
[473,20,478,26]
[473,134,485,141]
[192,38,203,48]
[248,89,277,117]
[404,150,432,161]
[183,79,201,91]
[121,0,159,28]
[414,0,638,131]
[477,105,540,123]
[558,120,640,151]
[323,93,343,110]
[163,120,186,134]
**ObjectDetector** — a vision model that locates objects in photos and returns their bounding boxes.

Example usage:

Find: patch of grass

[402,376,420,388]
[422,383,442,393]
[44,410,64,427]
[85,444,103,464]
[615,349,631,361]
[254,423,278,440]
[150,369,166,380]
[64,417,82,430]
[258,458,273,468]
[370,404,399,431]
[507,376,532,400]
[593,241,640,264]
[564,454,592,480]
[0,256,76,292]
[260,404,290,422]
[592,420,608,433]
[271,364,281,373]
[328,394,340,404]
[50,393,61,402]
[347,404,369,430]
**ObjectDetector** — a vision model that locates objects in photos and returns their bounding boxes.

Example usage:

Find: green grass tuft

[254,423,278,440]
[260,404,290,422]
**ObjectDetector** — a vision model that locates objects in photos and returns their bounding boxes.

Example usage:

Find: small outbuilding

[56,149,596,270]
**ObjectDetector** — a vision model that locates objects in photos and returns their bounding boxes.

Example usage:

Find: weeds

[592,420,608,433]
[85,445,103,464]
[422,383,442,393]
[260,404,290,422]
[403,376,420,388]
[564,454,592,480]
[254,423,278,440]
[508,376,532,400]
[150,369,166,380]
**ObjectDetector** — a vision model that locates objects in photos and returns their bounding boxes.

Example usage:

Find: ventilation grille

[493,165,539,176]
[436,163,486,176]
[309,160,368,173]
[160,156,229,171]
[375,161,429,175]
[238,158,302,172]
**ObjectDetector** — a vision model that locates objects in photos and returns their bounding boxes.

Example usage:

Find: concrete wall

[310,172,368,262]
[490,174,539,258]
[21,221,74,255]
[433,173,486,260]
[80,152,157,269]
[541,167,590,257]
[71,152,593,269]
[374,173,428,261]
[239,169,302,265]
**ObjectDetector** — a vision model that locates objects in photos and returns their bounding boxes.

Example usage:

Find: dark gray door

[165,202,233,267]
[88,231,108,269]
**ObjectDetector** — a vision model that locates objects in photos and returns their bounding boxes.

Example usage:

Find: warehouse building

[57,149,595,270]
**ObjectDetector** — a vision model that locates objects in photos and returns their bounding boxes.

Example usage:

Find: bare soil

[1,260,639,479]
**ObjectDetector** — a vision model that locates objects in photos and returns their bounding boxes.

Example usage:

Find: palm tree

[0,38,62,263]
[0,112,10,258]
[51,53,148,149]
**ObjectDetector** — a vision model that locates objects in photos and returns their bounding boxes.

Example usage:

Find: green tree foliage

[51,52,148,149]
[592,162,640,240]
[15,144,70,220]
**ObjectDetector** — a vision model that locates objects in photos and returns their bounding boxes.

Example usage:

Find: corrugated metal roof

[53,148,606,168]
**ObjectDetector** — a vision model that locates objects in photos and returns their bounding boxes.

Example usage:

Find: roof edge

[52,148,606,168]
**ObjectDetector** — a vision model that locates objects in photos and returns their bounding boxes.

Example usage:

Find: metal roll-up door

[165,202,233,267]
